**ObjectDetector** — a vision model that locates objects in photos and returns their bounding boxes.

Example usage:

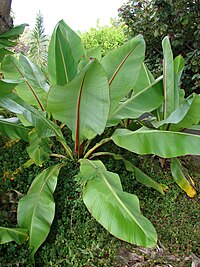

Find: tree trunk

[0,0,13,34]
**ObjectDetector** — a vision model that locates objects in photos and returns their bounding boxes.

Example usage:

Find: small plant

[0,21,199,263]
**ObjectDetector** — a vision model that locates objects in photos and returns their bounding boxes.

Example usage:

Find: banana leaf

[0,227,28,245]
[152,94,200,130]
[101,34,145,113]
[107,77,163,126]
[1,54,49,109]
[171,158,197,197]
[0,117,30,141]
[162,36,175,119]
[133,63,155,94]
[0,48,13,62]
[0,24,28,39]
[48,20,85,85]
[18,164,63,259]
[174,55,184,108]
[47,59,109,154]
[79,159,157,248]
[0,39,17,49]
[0,79,19,96]
[101,152,168,194]
[26,129,51,165]
[79,46,102,70]
[0,93,72,158]
[112,127,200,158]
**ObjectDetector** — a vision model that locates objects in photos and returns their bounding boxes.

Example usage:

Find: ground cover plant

[0,21,200,264]
[0,136,199,266]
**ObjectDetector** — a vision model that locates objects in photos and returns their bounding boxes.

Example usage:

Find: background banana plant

[0,21,199,261]
[113,36,200,198]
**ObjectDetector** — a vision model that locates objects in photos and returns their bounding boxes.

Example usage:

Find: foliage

[111,36,200,198]
[80,20,127,56]
[0,24,27,63]
[10,12,49,74]
[118,0,200,95]
[0,137,199,266]
[0,20,200,262]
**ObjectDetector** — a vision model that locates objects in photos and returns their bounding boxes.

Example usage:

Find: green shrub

[80,20,127,56]
[118,0,200,95]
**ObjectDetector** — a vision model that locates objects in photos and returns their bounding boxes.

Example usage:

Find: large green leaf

[0,39,16,49]
[79,159,157,247]
[162,36,175,119]
[47,60,109,154]
[0,117,30,141]
[0,24,27,50]
[112,127,200,158]
[0,79,19,96]
[17,164,63,259]
[152,94,200,130]
[99,152,168,194]
[101,35,145,113]
[0,93,72,157]
[48,20,85,86]
[1,54,49,109]
[171,158,197,197]
[174,55,184,108]
[0,227,28,245]
[0,24,28,39]
[107,77,163,126]
[133,63,155,94]
[26,129,51,165]
[0,48,13,62]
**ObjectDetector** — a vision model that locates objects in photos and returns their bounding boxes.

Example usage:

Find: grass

[0,135,199,266]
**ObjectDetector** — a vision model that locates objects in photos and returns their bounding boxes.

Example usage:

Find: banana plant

[112,36,200,198]
[0,21,200,262]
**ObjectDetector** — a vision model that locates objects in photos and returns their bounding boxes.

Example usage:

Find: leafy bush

[80,20,127,56]
[118,0,200,95]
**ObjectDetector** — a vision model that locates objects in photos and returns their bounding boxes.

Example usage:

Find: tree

[118,0,200,95]
[0,0,13,34]
[28,11,49,74]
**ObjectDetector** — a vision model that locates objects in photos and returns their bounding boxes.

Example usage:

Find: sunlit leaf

[48,20,85,85]
[79,159,157,248]
[112,127,200,158]
[101,34,145,113]
[47,60,109,153]
[18,164,63,259]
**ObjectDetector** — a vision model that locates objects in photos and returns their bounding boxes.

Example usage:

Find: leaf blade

[112,127,200,158]
[171,158,197,197]
[0,118,30,141]
[80,159,157,248]
[101,35,145,113]
[0,227,28,245]
[47,60,110,148]
[17,164,63,259]
[48,20,85,85]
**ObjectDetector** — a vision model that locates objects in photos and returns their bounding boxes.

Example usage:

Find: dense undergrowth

[0,134,199,266]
